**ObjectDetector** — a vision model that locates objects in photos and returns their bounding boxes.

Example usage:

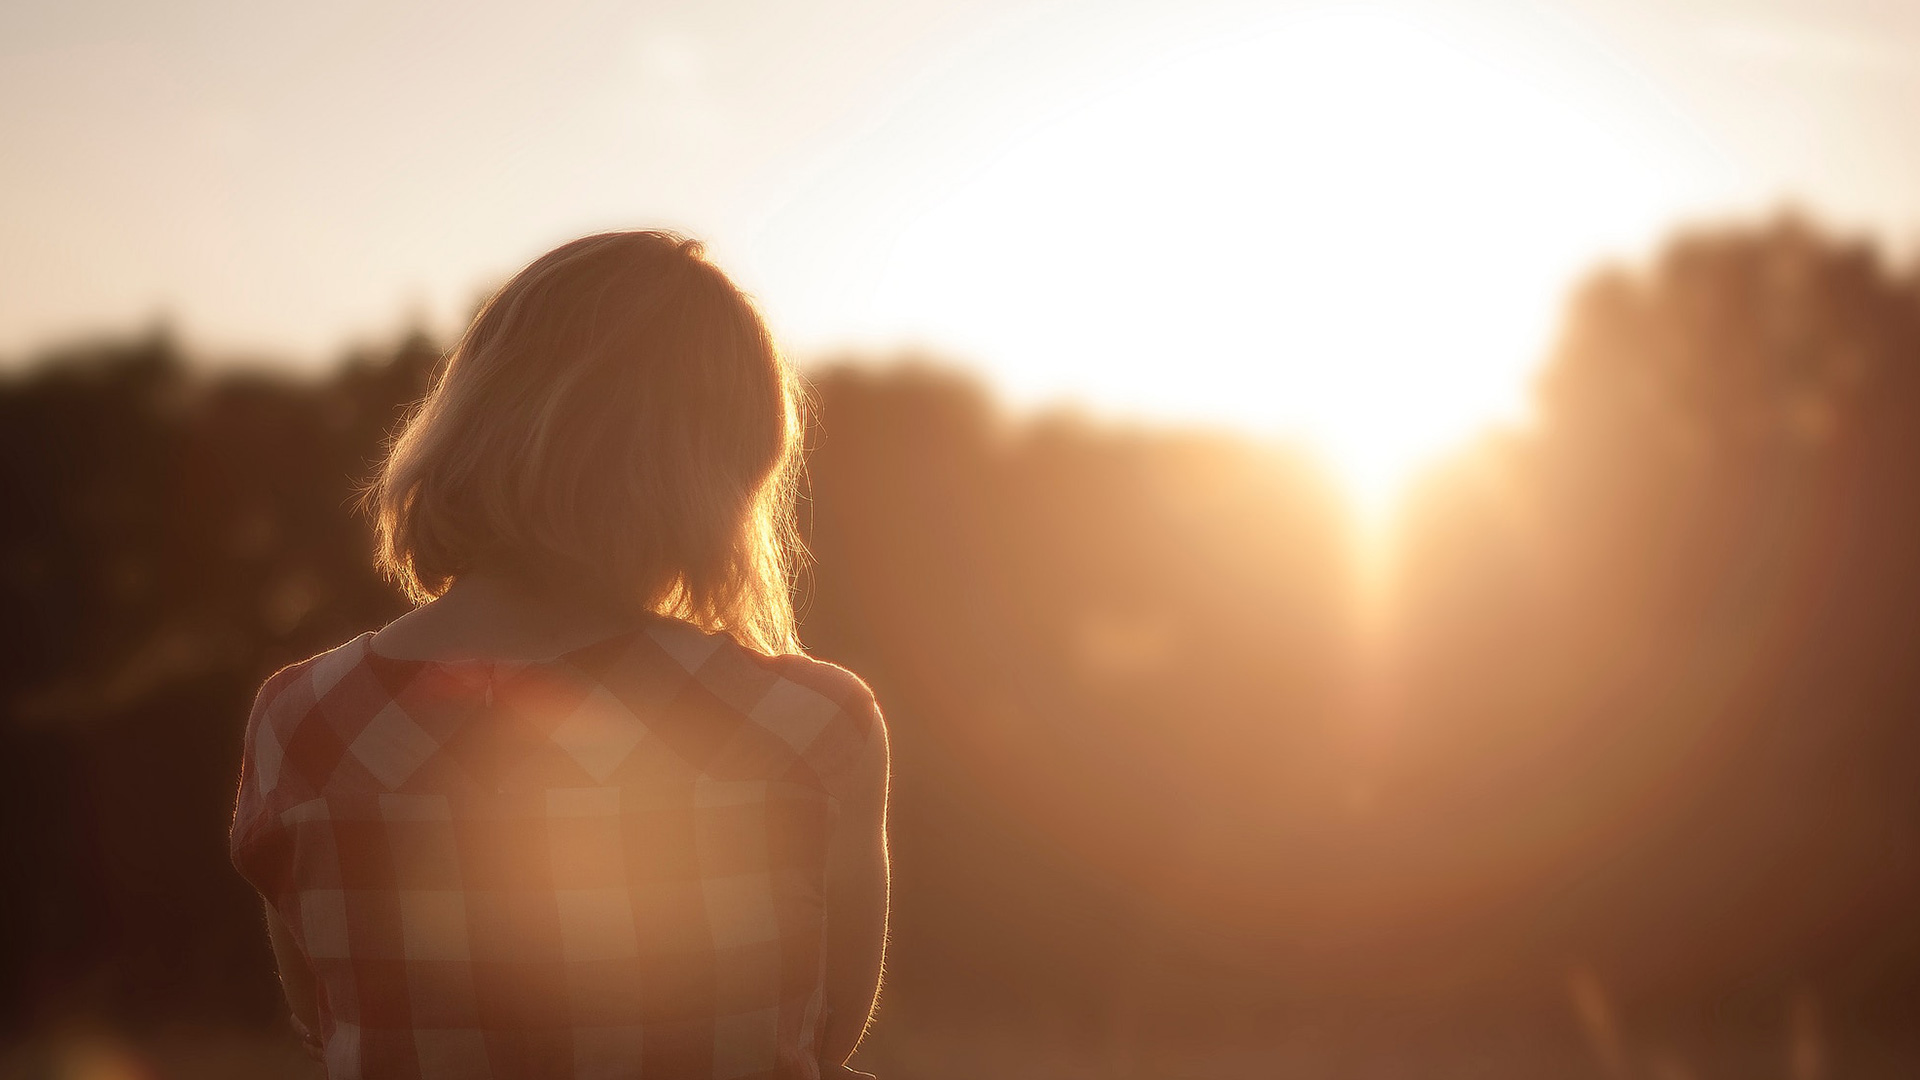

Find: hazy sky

[5,0,1920,487]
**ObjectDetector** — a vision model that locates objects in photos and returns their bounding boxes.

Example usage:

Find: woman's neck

[369,562,647,662]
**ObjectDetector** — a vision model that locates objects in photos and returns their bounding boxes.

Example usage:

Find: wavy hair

[369,230,805,654]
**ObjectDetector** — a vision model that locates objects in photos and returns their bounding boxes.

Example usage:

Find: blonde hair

[370,230,806,655]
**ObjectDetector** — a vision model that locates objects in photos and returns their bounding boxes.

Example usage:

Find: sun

[842,4,1690,519]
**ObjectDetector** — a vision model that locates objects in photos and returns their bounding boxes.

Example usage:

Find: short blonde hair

[370,230,805,655]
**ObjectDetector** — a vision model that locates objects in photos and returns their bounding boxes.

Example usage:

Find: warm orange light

[843,6,1697,519]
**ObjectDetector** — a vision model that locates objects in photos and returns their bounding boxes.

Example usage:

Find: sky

[5,0,1920,498]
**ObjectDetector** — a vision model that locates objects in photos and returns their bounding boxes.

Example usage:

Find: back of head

[371,230,804,654]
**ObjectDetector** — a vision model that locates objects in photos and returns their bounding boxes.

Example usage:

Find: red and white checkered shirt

[229,616,886,1080]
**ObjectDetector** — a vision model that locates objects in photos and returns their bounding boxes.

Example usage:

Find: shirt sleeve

[770,655,889,808]
[229,664,303,900]
[818,690,889,811]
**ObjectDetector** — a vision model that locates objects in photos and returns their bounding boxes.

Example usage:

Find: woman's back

[230,615,886,1079]
[229,230,889,1077]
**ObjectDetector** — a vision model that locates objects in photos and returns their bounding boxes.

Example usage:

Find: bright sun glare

[834,6,1690,518]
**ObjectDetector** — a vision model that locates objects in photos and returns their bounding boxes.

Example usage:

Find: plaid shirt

[229,616,886,1080]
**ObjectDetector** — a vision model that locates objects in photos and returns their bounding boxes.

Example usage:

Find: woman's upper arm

[839,700,890,835]
[818,695,890,1065]
[236,665,326,1057]
[827,692,889,911]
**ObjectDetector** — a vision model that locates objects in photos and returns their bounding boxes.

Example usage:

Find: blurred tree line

[1,215,1915,1075]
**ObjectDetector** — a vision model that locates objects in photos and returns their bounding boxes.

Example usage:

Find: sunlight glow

[843,6,1694,515]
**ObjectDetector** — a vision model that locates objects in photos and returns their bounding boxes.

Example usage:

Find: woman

[229,231,890,1079]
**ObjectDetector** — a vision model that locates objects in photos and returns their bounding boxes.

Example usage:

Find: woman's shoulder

[231,632,381,861]
[633,619,886,796]
[753,651,881,716]
[633,616,878,715]
[743,650,886,802]
[247,631,378,726]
